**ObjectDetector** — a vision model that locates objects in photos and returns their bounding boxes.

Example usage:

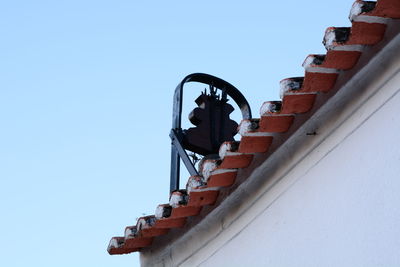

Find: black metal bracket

[170,73,252,193]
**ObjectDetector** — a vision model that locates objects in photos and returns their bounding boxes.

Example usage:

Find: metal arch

[170,73,252,192]
[172,73,252,130]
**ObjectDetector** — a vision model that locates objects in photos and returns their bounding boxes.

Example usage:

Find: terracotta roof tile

[107,0,400,256]
[187,189,219,207]
[153,217,187,229]
[124,236,153,250]
[259,115,294,133]
[301,72,338,93]
[238,136,273,153]
[207,169,237,187]
[281,93,317,114]
[354,0,400,19]
[218,153,254,169]
[170,205,202,218]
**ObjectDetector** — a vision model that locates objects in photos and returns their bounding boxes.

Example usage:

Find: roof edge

[140,23,400,266]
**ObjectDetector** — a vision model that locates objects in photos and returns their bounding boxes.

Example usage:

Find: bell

[182,88,238,155]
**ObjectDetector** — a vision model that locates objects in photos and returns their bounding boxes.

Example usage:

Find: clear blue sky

[1,1,352,266]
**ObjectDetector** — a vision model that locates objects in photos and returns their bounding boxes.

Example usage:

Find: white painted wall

[198,78,400,267]
[141,31,400,267]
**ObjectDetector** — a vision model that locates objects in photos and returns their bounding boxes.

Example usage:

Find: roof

[107,0,400,256]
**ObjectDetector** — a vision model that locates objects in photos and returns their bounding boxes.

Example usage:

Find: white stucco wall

[198,76,400,267]
[141,30,400,267]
